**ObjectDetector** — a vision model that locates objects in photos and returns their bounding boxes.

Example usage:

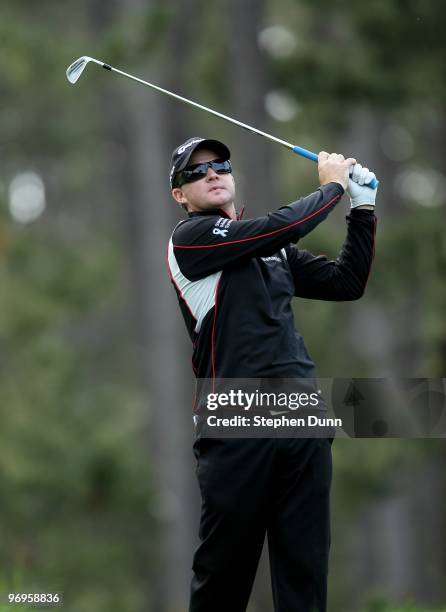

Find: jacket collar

[188,206,245,220]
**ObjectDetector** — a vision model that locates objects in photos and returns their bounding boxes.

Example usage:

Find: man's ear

[171,187,188,211]
[172,187,187,205]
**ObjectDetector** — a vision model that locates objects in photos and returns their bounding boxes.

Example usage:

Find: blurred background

[0,0,445,611]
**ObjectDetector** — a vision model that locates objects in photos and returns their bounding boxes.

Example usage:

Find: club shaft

[107,65,295,151]
[99,61,377,189]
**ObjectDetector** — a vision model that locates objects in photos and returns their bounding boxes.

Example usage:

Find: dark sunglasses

[174,159,232,188]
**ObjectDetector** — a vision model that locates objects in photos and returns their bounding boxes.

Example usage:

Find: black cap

[169,137,231,188]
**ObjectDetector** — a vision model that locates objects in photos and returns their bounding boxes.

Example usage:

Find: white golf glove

[347,163,378,208]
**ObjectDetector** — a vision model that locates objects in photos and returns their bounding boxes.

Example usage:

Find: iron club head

[66,56,107,84]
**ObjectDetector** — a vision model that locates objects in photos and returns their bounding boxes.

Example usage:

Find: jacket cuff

[320,181,345,197]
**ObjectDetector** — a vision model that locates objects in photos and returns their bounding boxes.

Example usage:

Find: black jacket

[167,182,376,385]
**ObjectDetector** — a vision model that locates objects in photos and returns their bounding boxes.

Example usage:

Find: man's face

[171,148,236,214]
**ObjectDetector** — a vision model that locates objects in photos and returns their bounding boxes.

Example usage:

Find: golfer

[167,137,377,612]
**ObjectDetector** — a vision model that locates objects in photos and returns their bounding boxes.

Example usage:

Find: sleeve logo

[212,227,228,237]
[212,218,232,237]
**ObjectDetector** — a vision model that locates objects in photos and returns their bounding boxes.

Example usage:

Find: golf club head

[66,56,104,84]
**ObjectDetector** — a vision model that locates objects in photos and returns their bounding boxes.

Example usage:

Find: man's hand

[347,163,378,209]
[318,151,356,190]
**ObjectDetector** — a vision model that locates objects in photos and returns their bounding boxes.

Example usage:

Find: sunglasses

[174,159,232,188]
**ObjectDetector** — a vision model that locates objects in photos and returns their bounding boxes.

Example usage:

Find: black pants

[189,437,333,612]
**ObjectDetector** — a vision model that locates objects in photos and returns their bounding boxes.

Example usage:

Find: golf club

[66,56,378,189]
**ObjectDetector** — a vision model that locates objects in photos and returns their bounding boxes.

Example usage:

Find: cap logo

[177,138,203,155]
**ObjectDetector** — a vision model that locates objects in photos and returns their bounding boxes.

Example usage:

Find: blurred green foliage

[0,216,155,611]
[0,3,155,609]
[360,595,446,612]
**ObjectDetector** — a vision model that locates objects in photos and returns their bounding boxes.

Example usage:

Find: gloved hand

[347,163,378,208]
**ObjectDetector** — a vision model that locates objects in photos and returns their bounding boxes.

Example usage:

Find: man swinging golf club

[167,136,377,612]
[65,55,378,611]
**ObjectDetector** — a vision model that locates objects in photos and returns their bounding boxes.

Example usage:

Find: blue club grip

[292,145,379,189]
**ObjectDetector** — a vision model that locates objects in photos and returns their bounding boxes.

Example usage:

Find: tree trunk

[96,0,199,609]
[225,0,278,217]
